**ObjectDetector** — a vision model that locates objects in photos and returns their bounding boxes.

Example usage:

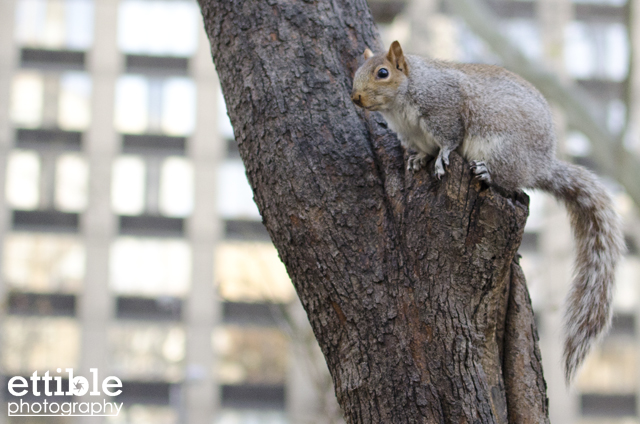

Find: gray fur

[352,44,625,384]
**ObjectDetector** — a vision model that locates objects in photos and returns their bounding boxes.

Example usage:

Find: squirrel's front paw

[433,156,446,179]
[407,154,427,172]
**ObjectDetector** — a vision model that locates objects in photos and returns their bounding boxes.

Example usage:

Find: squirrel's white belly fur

[382,107,498,162]
[381,106,439,157]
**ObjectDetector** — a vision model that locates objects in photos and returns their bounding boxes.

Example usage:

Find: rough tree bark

[198,1,550,422]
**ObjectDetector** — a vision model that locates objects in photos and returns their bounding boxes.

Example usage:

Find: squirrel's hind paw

[470,161,492,183]
[407,153,427,172]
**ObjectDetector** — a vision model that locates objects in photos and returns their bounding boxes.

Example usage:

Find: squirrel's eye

[377,68,389,78]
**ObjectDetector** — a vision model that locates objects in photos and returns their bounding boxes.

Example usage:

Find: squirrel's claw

[470,160,492,183]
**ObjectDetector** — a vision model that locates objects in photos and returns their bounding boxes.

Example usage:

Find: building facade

[0,0,335,423]
[0,0,639,424]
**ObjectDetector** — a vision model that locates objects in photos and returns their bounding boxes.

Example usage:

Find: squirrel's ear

[387,41,408,76]
[363,48,374,60]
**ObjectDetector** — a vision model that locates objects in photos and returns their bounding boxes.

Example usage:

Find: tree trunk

[198,1,550,422]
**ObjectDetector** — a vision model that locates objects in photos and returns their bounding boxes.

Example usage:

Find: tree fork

[198,1,550,422]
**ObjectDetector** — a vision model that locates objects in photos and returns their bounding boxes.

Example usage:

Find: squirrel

[352,40,625,384]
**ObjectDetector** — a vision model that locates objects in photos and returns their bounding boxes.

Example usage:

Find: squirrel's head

[351,40,409,111]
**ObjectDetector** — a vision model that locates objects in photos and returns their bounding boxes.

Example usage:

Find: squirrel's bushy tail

[537,160,625,384]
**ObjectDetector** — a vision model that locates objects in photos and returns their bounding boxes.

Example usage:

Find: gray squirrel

[352,40,625,383]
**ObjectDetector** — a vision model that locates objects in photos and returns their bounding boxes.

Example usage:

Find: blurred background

[0,0,639,423]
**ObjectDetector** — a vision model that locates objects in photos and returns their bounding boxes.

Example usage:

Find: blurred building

[0,0,639,424]
[0,0,342,423]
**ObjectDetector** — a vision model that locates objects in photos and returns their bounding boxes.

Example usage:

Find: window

[503,19,541,60]
[7,150,89,213]
[161,78,196,136]
[457,22,500,65]
[55,153,89,212]
[6,150,40,210]
[216,410,287,424]
[112,156,146,215]
[220,385,286,412]
[11,70,92,129]
[607,99,626,135]
[58,71,91,130]
[215,242,295,303]
[14,0,94,50]
[613,256,640,312]
[213,327,288,385]
[118,0,199,57]
[576,341,637,393]
[520,191,547,234]
[116,296,182,321]
[580,393,636,417]
[113,155,194,218]
[565,131,592,158]
[114,76,149,134]
[114,76,196,135]
[565,22,629,81]
[110,238,191,296]
[219,90,235,141]
[2,316,79,375]
[108,405,178,424]
[217,161,261,220]
[10,71,44,128]
[159,157,193,217]
[110,324,185,381]
[3,233,85,293]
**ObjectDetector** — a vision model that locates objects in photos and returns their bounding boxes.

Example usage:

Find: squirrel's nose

[352,94,362,106]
